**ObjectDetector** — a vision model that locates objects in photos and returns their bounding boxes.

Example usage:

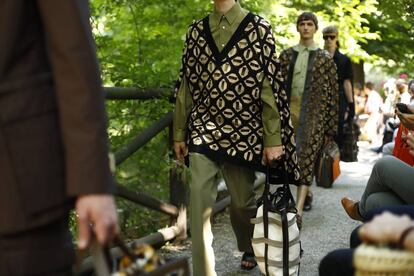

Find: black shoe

[303,191,313,211]
[241,252,257,270]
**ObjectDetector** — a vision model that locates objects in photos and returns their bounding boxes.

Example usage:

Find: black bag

[340,120,360,162]
[315,141,340,188]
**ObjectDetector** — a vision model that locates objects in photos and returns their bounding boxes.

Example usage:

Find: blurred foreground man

[0,1,118,274]
[173,0,300,274]
[279,12,338,220]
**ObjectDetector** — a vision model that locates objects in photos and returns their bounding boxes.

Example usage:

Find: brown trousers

[0,217,74,275]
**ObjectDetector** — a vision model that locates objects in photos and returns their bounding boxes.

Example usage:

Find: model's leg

[364,192,405,213]
[189,153,220,276]
[222,162,256,252]
[222,162,257,269]
[359,156,414,216]
[296,185,310,216]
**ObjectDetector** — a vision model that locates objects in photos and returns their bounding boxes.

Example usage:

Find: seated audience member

[319,206,414,276]
[397,78,411,104]
[342,104,414,220]
[380,79,414,155]
[341,155,414,220]
[354,82,366,116]
[363,82,384,147]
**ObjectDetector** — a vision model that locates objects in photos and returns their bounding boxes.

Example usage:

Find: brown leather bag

[315,141,341,188]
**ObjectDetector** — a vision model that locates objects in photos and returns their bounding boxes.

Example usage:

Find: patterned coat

[279,47,338,185]
[174,13,301,183]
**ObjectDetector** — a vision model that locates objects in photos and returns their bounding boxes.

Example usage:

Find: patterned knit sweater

[279,47,338,185]
[174,13,300,183]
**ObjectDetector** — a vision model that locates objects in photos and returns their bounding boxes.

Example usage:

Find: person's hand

[262,146,284,165]
[76,195,119,250]
[406,131,414,157]
[358,212,414,245]
[396,106,414,131]
[174,141,187,164]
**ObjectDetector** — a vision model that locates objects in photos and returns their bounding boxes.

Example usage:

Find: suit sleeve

[36,0,114,196]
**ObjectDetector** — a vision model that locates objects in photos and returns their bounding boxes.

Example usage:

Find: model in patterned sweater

[279,12,339,220]
[173,0,300,274]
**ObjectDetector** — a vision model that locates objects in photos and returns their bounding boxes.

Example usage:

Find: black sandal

[303,191,313,211]
[241,252,257,270]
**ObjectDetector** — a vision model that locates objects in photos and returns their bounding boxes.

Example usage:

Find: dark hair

[365,81,374,90]
[409,79,414,93]
[296,12,318,30]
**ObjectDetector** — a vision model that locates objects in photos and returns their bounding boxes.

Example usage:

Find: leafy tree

[267,0,380,62]
[363,0,414,74]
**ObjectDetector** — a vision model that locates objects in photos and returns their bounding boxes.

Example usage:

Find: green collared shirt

[210,1,248,51]
[290,43,318,129]
[173,2,281,146]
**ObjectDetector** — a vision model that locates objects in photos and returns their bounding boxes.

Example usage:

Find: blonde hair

[322,25,339,48]
[322,25,338,35]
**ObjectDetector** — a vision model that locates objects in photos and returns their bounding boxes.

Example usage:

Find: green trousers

[189,153,257,276]
[359,156,414,216]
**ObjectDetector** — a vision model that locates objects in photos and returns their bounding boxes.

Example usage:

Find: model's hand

[397,107,414,131]
[263,146,284,165]
[174,141,187,164]
[359,212,413,245]
[76,195,119,250]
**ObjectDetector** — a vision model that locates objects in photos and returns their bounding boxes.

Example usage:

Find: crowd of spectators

[319,75,414,275]
[356,75,414,154]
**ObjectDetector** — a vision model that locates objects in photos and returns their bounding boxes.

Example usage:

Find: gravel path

[161,141,381,275]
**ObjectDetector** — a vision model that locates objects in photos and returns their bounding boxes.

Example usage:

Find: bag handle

[88,235,139,275]
[263,166,270,276]
[262,163,293,276]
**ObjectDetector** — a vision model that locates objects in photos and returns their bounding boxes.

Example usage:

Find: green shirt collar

[211,2,243,26]
[294,42,318,52]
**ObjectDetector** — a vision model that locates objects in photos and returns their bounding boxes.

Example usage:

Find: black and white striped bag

[251,166,302,276]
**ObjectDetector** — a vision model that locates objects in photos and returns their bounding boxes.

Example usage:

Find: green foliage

[266,0,380,62]
[363,0,414,74]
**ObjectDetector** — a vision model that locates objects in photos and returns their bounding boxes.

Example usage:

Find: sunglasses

[323,35,336,40]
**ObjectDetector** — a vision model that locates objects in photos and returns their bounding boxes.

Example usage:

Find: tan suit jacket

[0,0,114,235]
